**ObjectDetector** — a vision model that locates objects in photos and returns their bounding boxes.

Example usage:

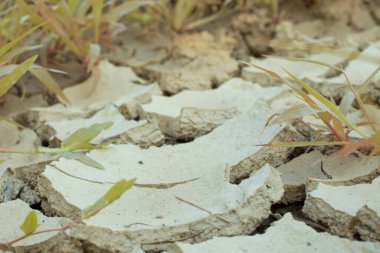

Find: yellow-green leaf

[359,66,380,94]
[28,67,70,104]
[266,141,349,147]
[173,0,197,30]
[81,198,106,219]
[103,178,136,204]
[20,211,39,236]
[0,45,42,66]
[63,142,96,151]
[61,122,113,151]
[36,0,82,59]
[283,69,365,137]
[105,1,153,23]
[76,0,92,18]
[81,178,136,219]
[265,55,343,73]
[0,23,46,58]
[68,0,79,12]
[75,153,105,169]
[242,61,283,81]
[91,0,104,43]
[0,55,38,98]
[62,152,105,169]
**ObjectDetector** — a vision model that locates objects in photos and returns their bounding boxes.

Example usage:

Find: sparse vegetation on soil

[0,0,379,252]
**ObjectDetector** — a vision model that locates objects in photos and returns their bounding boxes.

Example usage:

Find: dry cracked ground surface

[1,0,380,252]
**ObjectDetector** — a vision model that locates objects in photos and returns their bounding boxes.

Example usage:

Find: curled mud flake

[38,102,286,252]
[174,213,378,253]
[142,78,286,140]
[304,176,380,240]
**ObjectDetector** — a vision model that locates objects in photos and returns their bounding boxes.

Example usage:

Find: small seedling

[0,121,114,170]
[246,57,380,158]
[0,178,136,249]
[81,178,136,219]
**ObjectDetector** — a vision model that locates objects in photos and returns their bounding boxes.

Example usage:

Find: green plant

[0,8,69,103]
[0,24,44,100]
[0,178,136,249]
[248,58,380,158]
[0,122,114,169]
[11,0,149,64]
[146,0,278,32]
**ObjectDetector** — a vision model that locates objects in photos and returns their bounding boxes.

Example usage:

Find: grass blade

[264,55,343,73]
[105,1,152,23]
[28,67,70,104]
[0,55,37,97]
[0,45,42,66]
[359,66,380,94]
[61,122,113,151]
[283,69,365,137]
[62,152,105,170]
[36,0,82,58]
[76,0,92,18]
[0,23,45,58]
[81,178,136,219]
[91,0,104,43]
[262,141,349,147]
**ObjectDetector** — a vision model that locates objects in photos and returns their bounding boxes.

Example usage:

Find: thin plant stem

[2,219,83,249]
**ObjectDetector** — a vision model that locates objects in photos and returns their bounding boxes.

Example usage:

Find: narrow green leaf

[0,23,46,58]
[105,1,153,22]
[242,61,283,81]
[0,115,26,129]
[36,0,82,58]
[266,104,315,126]
[63,152,105,170]
[0,55,38,98]
[91,0,104,43]
[103,178,136,204]
[81,198,105,219]
[173,0,197,30]
[20,211,38,236]
[359,66,380,94]
[68,0,79,13]
[62,142,96,151]
[283,69,365,137]
[265,141,349,147]
[28,67,70,104]
[61,122,113,151]
[76,0,92,18]
[264,55,343,73]
[81,178,136,219]
[0,45,42,66]
[75,153,105,169]
[0,65,16,78]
